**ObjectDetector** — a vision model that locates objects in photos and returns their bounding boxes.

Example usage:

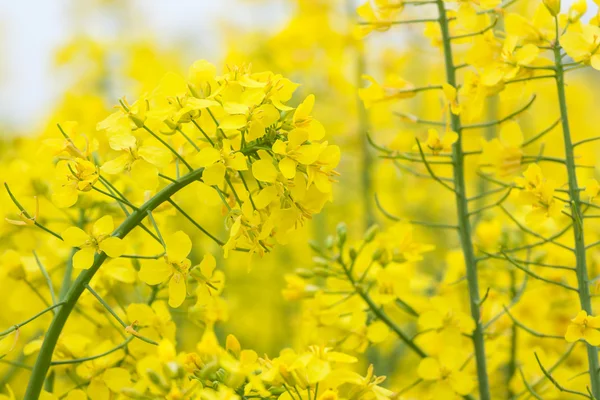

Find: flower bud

[568,0,586,21]
[336,222,347,247]
[325,235,335,249]
[371,247,384,261]
[313,257,330,267]
[363,224,379,243]
[543,0,561,16]
[295,268,315,279]
[349,247,358,260]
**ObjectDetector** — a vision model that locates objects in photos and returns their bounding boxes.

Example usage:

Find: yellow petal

[73,248,96,270]
[288,129,309,148]
[62,227,90,247]
[202,163,226,186]
[188,59,216,86]
[295,144,321,165]
[130,160,159,190]
[87,379,109,400]
[199,254,217,277]
[186,97,220,109]
[500,121,524,148]
[252,159,278,183]
[139,260,172,285]
[307,120,325,141]
[169,273,187,308]
[279,157,297,180]
[52,187,78,208]
[246,121,266,142]
[195,147,221,167]
[166,231,192,263]
[584,328,600,346]
[103,368,131,392]
[325,351,357,363]
[228,153,248,171]
[108,133,136,151]
[293,94,315,125]
[367,321,390,343]
[220,115,247,130]
[93,215,114,237]
[101,154,130,175]
[104,259,136,283]
[565,324,582,342]
[591,54,600,71]
[254,186,278,209]
[418,357,441,381]
[98,237,124,258]
[65,389,87,400]
[126,303,155,326]
[138,145,172,168]
[196,181,222,206]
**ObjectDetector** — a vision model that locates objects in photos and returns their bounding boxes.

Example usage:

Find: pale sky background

[0,0,589,134]
[0,0,289,133]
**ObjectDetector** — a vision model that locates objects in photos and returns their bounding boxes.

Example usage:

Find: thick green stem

[436,2,491,399]
[553,38,600,398]
[24,168,204,399]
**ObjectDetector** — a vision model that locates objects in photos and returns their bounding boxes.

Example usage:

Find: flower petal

[98,237,124,258]
[62,227,89,247]
[165,231,192,263]
[93,216,114,237]
[168,273,187,308]
[73,248,96,270]
[139,260,172,285]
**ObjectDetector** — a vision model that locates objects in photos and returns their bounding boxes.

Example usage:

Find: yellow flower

[190,253,224,295]
[139,231,192,308]
[62,215,124,270]
[101,133,172,190]
[358,74,415,109]
[565,310,600,345]
[515,164,563,225]
[195,139,248,186]
[561,24,600,70]
[480,120,524,176]
[292,94,325,141]
[443,83,461,115]
[418,349,475,398]
[52,158,99,208]
[420,128,458,155]
[273,129,322,180]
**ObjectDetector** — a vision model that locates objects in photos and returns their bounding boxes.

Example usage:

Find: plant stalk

[553,33,600,399]
[24,167,204,399]
[436,2,491,399]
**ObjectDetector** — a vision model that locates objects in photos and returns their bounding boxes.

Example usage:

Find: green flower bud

[336,222,347,247]
[295,268,315,278]
[364,224,379,243]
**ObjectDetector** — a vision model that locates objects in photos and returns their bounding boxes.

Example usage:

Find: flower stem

[436,2,491,399]
[553,20,600,398]
[24,167,204,400]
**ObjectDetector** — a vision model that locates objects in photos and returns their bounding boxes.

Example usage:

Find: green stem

[436,2,490,399]
[24,167,204,399]
[0,302,65,337]
[553,24,600,399]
